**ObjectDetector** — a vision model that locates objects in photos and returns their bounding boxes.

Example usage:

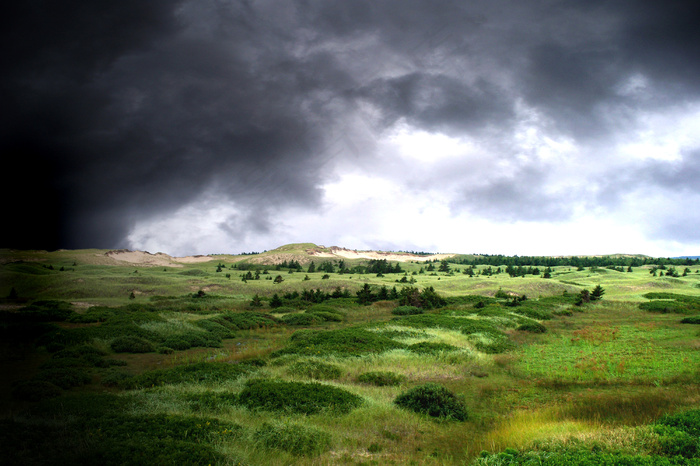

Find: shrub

[273,328,406,357]
[219,311,279,329]
[124,361,253,388]
[194,319,236,338]
[516,321,547,333]
[253,421,331,456]
[394,383,467,421]
[408,341,459,354]
[391,306,424,316]
[288,361,343,380]
[271,306,298,314]
[11,380,62,401]
[34,367,91,389]
[161,332,221,351]
[16,300,74,322]
[356,371,406,386]
[680,316,700,324]
[238,379,362,415]
[281,313,322,326]
[110,336,155,353]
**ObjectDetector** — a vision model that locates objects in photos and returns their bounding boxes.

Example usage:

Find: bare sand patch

[308,246,454,263]
[101,249,214,267]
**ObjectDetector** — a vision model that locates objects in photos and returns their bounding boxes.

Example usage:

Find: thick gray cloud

[2,0,700,253]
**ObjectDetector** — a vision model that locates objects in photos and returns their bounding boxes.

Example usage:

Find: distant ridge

[673,256,700,260]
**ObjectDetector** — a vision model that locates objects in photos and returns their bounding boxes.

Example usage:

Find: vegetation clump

[516,321,547,333]
[287,360,343,380]
[253,421,331,456]
[238,379,362,415]
[273,327,406,357]
[407,341,460,354]
[394,383,468,421]
[391,306,424,316]
[110,335,155,353]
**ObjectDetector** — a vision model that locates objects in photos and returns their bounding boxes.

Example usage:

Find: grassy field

[1,247,699,465]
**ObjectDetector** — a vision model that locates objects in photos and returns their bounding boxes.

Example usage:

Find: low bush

[34,367,91,389]
[273,328,406,357]
[288,360,343,380]
[238,379,362,415]
[407,341,459,354]
[11,380,62,401]
[391,306,424,316]
[15,300,74,322]
[654,409,700,458]
[305,310,343,322]
[253,421,331,456]
[356,371,406,386]
[680,316,700,324]
[281,313,322,326]
[110,336,155,353]
[124,361,254,388]
[218,311,279,329]
[194,319,236,338]
[394,383,467,421]
[162,332,222,351]
[516,321,547,333]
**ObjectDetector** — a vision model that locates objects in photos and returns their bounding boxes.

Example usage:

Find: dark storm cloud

[3,0,700,251]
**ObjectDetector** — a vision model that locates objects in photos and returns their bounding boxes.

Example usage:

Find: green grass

[2,248,700,465]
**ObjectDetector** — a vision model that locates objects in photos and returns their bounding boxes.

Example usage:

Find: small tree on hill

[590,284,605,301]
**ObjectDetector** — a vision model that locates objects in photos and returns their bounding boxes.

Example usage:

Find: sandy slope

[308,246,453,262]
[101,250,214,267]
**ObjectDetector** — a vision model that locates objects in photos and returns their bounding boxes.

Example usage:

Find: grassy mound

[238,379,362,415]
[273,327,406,357]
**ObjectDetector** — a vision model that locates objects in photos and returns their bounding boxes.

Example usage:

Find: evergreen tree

[307,261,316,273]
[590,285,605,301]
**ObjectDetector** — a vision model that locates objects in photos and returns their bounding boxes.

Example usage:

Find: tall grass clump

[253,421,331,456]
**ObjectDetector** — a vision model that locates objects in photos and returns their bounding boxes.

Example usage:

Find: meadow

[1,245,699,465]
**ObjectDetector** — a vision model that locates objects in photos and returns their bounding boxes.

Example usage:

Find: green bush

[15,300,74,322]
[288,360,343,380]
[680,316,700,324]
[305,310,343,322]
[194,319,236,338]
[394,383,467,421]
[253,421,331,456]
[161,332,221,351]
[219,311,279,329]
[34,367,91,389]
[110,336,155,353]
[356,371,406,386]
[11,380,62,401]
[274,327,406,357]
[516,321,547,333]
[391,306,424,316]
[654,409,700,458]
[238,379,362,415]
[407,341,459,354]
[281,313,323,326]
[124,361,254,388]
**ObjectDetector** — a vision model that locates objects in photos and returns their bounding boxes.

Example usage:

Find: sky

[2,1,700,257]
